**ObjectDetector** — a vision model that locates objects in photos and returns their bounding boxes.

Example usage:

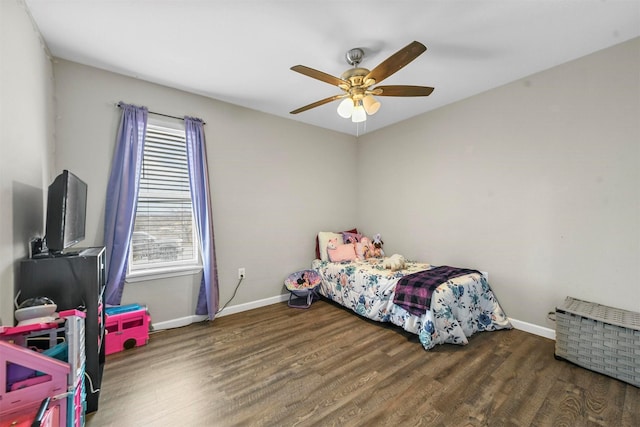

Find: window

[127,121,201,280]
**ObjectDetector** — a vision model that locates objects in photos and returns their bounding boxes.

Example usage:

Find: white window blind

[129,123,199,273]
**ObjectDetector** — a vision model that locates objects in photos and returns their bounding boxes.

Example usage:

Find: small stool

[284,270,321,309]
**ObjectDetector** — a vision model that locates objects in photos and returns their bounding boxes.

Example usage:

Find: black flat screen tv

[45,170,88,254]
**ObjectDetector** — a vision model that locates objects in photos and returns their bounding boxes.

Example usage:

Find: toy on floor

[105,304,151,355]
[0,310,86,427]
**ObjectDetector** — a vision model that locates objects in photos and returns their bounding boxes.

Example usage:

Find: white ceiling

[24,0,640,136]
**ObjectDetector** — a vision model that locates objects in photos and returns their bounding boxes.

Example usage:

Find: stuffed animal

[355,236,372,260]
[371,233,385,258]
[342,231,362,245]
[327,237,357,262]
[383,254,406,271]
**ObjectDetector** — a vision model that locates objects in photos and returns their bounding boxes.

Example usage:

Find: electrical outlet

[238,268,245,279]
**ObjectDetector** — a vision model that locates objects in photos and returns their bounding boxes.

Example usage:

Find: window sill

[126,265,203,283]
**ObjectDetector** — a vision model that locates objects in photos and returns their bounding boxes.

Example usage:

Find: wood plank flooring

[87,299,639,426]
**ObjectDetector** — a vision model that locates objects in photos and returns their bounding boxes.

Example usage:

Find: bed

[311,255,512,350]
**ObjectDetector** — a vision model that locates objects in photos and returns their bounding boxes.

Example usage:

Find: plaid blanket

[393,266,480,316]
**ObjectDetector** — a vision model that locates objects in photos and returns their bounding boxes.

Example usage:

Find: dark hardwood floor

[87,299,639,426]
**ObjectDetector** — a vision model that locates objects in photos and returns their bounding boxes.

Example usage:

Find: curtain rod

[116,102,206,125]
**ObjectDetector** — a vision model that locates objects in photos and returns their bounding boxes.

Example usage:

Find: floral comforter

[311,258,512,350]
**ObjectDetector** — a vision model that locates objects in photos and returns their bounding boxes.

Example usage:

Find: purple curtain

[184,117,219,319]
[104,103,147,305]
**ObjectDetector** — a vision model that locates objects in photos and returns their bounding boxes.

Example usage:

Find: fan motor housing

[341,67,371,87]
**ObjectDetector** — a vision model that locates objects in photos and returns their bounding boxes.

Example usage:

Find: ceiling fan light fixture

[363,95,380,115]
[337,98,354,118]
[351,101,366,123]
[290,41,433,123]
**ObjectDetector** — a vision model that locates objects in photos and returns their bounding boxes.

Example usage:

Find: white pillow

[317,231,343,262]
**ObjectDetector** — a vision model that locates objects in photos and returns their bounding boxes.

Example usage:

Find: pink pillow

[315,228,358,259]
[328,243,357,262]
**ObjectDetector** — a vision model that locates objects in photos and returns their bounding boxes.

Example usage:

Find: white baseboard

[215,294,289,317]
[509,317,556,340]
[152,314,208,331]
[150,294,289,331]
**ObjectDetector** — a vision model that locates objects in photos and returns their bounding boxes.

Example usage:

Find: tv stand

[19,247,106,413]
[31,251,54,259]
[32,249,81,259]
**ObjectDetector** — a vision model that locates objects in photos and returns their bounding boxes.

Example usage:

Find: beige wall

[52,60,357,324]
[357,38,640,329]
[0,0,55,325]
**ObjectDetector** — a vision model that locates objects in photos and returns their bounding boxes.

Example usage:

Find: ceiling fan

[289,41,434,123]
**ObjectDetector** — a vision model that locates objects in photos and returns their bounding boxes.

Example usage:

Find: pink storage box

[105,308,150,355]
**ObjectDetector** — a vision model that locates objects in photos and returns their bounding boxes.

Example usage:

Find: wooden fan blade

[291,65,348,87]
[365,41,427,85]
[375,85,434,97]
[290,94,346,114]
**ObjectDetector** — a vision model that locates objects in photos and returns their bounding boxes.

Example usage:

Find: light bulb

[337,98,354,118]
[363,95,380,115]
[351,103,366,123]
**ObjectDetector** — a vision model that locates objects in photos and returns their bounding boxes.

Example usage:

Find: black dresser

[19,247,106,413]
